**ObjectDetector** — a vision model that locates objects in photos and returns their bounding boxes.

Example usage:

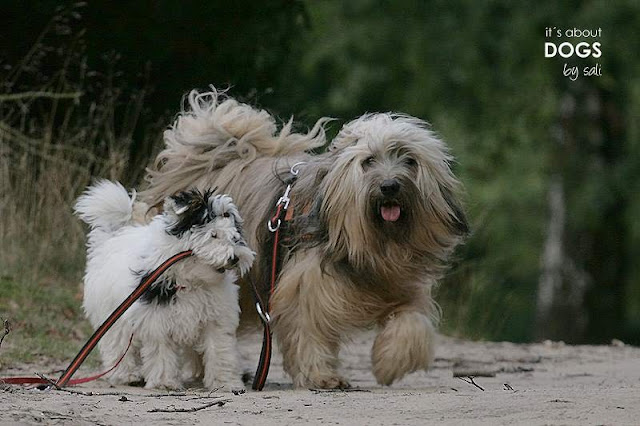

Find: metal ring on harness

[267,218,281,232]
[256,302,271,324]
[290,161,306,176]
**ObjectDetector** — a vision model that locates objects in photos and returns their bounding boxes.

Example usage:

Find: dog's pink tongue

[381,205,401,222]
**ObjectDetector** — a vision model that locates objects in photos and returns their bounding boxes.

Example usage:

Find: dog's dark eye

[223,212,230,218]
[405,157,417,167]
[362,156,375,169]
[211,231,218,239]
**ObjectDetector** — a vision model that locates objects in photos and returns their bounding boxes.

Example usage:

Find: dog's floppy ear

[439,184,469,236]
[164,189,213,236]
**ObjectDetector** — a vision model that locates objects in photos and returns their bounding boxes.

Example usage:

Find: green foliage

[0,274,97,366]
[270,0,640,342]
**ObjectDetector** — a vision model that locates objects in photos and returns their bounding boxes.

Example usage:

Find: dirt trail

[2,332,639,425]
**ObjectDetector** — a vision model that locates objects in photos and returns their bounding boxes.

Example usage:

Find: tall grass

[0,7,160,365]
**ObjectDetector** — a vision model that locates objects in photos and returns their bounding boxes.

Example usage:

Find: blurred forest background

[1,0,639,362]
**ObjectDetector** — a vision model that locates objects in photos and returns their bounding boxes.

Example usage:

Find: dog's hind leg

[371,309,436,386]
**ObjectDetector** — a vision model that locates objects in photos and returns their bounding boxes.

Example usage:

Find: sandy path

[1,332,639,425]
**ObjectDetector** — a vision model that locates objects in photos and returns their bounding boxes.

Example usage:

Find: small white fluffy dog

[75,180,254,390]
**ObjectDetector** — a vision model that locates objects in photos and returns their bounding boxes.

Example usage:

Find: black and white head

[163,189,254,275]
[318,113,468,277]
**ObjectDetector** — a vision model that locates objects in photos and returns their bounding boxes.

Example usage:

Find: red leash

[1,250,193,388]
[251,163,303,390]
[1,334,133,386]
[250,203,283,390]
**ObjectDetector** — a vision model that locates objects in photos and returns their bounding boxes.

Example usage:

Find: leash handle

[55,250,193,387]
[1,334,133,387]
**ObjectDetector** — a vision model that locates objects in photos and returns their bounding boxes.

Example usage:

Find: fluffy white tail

[75,180,135,232]
[144,88,330,204]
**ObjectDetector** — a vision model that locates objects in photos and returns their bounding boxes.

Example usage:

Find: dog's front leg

[99,326,142,385]
[201,322,244,392]
[371,309,436,386]
[272,258,350,389]
[140,339,182,390]
[276,323,349,389]
[181,347,203,382]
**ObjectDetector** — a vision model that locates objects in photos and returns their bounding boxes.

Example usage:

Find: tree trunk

[536,87,627,343]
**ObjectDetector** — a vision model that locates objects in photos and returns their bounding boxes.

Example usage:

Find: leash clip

[267,162,305,233]
[255,302,271,324]
[276,184,292,210]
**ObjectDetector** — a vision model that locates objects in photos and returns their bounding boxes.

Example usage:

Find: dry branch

[457,376,485,391]
[148,398,229,413]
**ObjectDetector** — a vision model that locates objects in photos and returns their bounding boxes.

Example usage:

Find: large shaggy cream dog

[143,90,468,389]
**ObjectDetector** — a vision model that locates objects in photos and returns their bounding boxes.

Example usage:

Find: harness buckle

[255,302,271,324]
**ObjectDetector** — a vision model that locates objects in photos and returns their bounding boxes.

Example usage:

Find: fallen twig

[52,388,189,397]
[34,372,61,390]
[148,398,229,413]
[453,368,496,378]
[309,388,371,393]
[457,376,485,391]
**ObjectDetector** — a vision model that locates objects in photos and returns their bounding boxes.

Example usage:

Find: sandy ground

[1,332,639,425]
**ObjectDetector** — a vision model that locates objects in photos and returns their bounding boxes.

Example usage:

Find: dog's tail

[75,180,136,232]
[143,88,330,205]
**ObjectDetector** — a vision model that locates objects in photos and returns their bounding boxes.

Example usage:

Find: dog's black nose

[380,179,400,196]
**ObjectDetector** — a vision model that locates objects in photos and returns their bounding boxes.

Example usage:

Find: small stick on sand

[309,388,372,394]
[453,368,496,378]
[457,376,485,391]
[148,398,229,413]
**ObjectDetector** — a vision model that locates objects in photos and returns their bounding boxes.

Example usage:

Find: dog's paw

[204,377,245,393]
[300,373,351,390]
[108,372,144,387]
[371,311,435,386]
[144,380,183,391]
[231,244,255,276]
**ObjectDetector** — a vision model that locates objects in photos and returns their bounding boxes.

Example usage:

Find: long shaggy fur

[77,180,254,391]
[143,89,468,388]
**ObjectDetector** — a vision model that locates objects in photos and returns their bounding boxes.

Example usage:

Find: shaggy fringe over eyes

[166,188,215,236]
[318,113,468,276]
